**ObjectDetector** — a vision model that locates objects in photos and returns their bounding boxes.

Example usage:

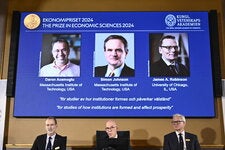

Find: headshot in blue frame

[94,34,135,77]
[39,37,80,77]
[150,33,190,77]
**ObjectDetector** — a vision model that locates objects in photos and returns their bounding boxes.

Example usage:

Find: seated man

[163,114,201,150]
[96,120,131,150]
[105,120,120,138]
[31,117,67,150]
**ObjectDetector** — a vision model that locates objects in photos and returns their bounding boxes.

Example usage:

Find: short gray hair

[173,113,186,122]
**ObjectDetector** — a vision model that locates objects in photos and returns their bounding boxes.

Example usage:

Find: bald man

[105,120,119,138]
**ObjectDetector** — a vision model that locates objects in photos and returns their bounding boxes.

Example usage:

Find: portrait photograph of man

[94,33,135,77]
[150,33,190,77]
[39,34,81,77]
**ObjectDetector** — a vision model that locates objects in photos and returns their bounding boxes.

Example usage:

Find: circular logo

[24,14,41,30]
[165,14,176,27]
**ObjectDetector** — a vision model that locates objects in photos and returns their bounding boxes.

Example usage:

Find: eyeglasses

[105,126,116,131]
[171,120,184,124]
[160,46,179,51]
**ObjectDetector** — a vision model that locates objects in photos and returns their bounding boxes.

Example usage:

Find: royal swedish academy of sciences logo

[165,14,176,27]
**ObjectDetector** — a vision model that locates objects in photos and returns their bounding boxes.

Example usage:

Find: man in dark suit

[31,117,67,150]
[95,35,134,77]
[163,114,201,150]
[96,120,131,150]
[151,35,189,76]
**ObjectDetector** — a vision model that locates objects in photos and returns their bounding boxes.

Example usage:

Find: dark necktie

[169,65,178,75]
[46,137,52,150]
[109,72,115,77]
[179,133,184,150]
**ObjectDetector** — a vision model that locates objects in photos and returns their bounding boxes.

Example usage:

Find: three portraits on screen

[39,33,190,78]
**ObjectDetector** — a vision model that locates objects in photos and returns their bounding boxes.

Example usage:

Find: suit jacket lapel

[185,133,191,150]
[53,134,58,150]
[171,132,179,150]
[41,134,47,150]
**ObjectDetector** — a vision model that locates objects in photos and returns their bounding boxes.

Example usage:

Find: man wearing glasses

[105,120,119,138]
[95,120,131,150]
[163,114,201,150]
[150,35,189,76]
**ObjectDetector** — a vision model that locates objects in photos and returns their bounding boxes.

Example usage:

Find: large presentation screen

[14,11,215,117]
